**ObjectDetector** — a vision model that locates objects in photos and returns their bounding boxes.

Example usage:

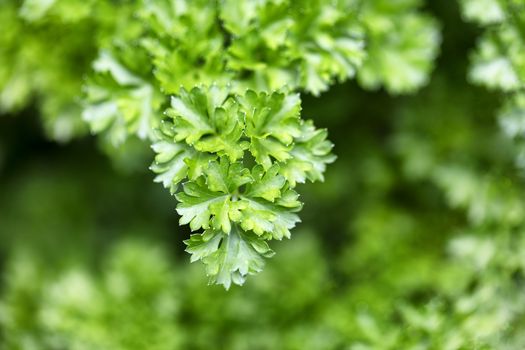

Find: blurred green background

[2,1,525,349]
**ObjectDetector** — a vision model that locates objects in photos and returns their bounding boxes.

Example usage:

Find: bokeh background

[1,1,525,349]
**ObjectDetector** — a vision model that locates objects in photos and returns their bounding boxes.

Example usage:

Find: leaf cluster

[151,86,333,288]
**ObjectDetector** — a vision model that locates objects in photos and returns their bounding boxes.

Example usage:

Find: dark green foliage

[1,0,525,348]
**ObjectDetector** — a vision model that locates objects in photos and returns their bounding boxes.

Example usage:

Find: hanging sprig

[151,86,331,288]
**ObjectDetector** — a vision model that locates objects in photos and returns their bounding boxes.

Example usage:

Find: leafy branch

[151,86,330,288]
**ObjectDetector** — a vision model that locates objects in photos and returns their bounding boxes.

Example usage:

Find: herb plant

[0,0,440,288]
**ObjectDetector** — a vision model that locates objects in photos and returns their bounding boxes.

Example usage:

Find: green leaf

[239,186,301,240]
[83,51,161,145]
[193,104,247,161]
[224,1,366,94]
[238,90,302,168]
[185,153,217,181]
[167,86,247,161]
[185,227,274,289]
[167,87,216,144]
[184,229,223,263]
[280,120,336,187]
[298,35,365,95]
[176,157,252,233]
[176,179,227,231]
[150,119,217,193]
[358,9,440,94]
[176,155,300,240]
[244,164,286,202]
[205,156,252,193]
[219,0,258,35]
[241,90,301,144]
[139,0,226,93]
[150,140,193,194]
